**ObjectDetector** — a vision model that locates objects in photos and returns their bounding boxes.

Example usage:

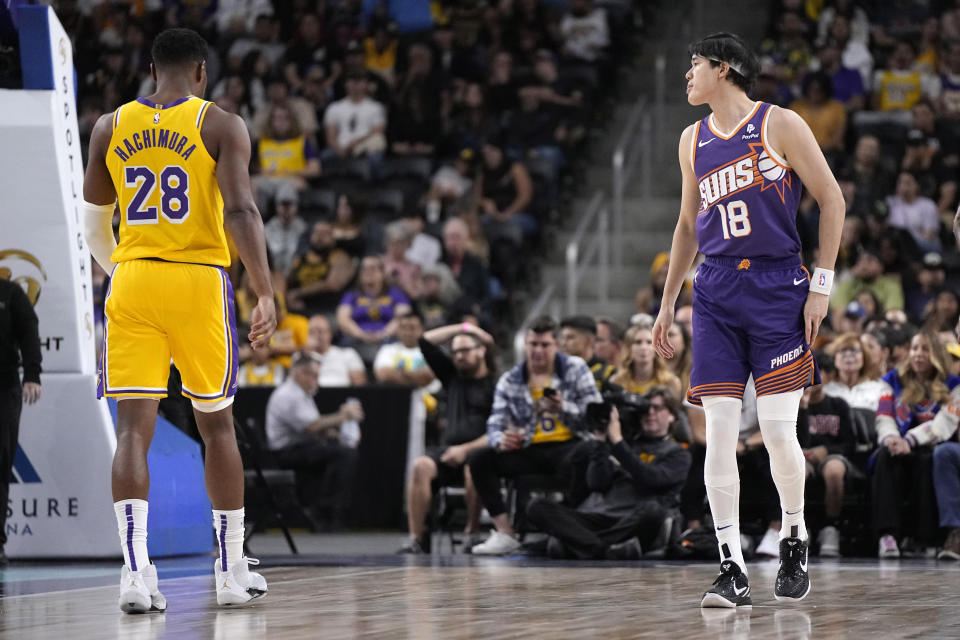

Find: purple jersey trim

[125,503,137,572]
[136,95,193,110]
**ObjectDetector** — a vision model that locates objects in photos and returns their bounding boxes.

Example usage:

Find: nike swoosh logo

[717,525,732,531]
[733,584,748,596]
[793,278,806,286]
[698,138,716,148]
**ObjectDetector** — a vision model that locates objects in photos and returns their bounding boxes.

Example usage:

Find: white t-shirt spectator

[265,378,319,450]
[406,233,442,269]
[374,342,428,377]
[264,216,307,275]
[823,379,885,411]
[560,8,609,62]
[887,194,941,251]
[318,346,365,387]
[324,97,386,148]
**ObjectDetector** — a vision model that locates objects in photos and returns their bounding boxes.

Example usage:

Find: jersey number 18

[717,199,751,239]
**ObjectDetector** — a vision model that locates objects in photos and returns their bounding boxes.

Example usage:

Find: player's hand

[249,295,277,350]
[653,307,675,359]
[803,291,829,346]
[22,382,41,405]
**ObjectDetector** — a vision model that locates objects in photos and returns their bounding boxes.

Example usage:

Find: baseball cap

[922,252,944,270]
[560,315,598,335]
[275,182,298,205]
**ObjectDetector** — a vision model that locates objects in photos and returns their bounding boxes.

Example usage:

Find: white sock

[213,508,245,572]
[757,390,808,541]
[114,499,149,572]
[702,396,747,575]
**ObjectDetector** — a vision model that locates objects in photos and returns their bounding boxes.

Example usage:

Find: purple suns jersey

[692,102,803,259]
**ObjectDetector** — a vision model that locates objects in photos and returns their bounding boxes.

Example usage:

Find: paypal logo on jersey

[10,444,41,483]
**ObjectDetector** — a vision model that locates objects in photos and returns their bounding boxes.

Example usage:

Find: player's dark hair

[151,28,208,69]
[528,315,558,337]
[801,71,833,100]
[688,32,760,93]
[560,315,598,336]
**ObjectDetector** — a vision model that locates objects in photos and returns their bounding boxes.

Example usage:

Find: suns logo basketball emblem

[757,149,785,182]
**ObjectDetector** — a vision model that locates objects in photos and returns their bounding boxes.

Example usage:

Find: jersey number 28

[717,200,751,239]
[125,166,190,224]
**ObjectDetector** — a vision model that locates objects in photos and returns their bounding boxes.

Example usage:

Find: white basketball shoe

[214,557,268,606]
[119,564,167,614]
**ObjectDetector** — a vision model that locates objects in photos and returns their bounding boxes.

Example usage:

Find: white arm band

[809,267,834,295]
[83,201,118,273]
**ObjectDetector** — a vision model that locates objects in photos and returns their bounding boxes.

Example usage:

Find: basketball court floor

[1,533,959,639]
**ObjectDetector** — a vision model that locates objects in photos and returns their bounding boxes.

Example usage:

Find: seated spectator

[559,0,608,64]
[799,380,858,558]
[237,337,286,387]
[887,171,941,253]
[594,316,625,370]
[635,252,692,316]
[399,322,497,553]
[279,11,328,94]
[902,99,958,211]
[306,314,367,387]
[416,264,464,330]
[845,135,895,219]
[832,247,905,320]
[265,352,365,529]
[923,290,960,334]
[399,213,442,270]
[332,193,367,260]
[861,330,890,379]
[251,75,319,140]
[252,103,321,214]
[287,221,357,317]
[665,321,692,400]
[322,72,387,172]
[336,255,412,364]
[906,252,947,324]
[508,82,567,183]
[559,315,615,390]
[264,183,307,275]
[809,41,864,112]
[442,217,490,308]
[264,300,310,370]
[823,332,885,411]
[871,40,939,115]
[873,329,960,557]
[382,221,421,299]
[759,10,812,90]
[790,71,846,156]
[425,148,476,222]
[373,311,435,388]
[390,43,441,157]
[938,40,960,121]
[610,323,682,400]
[476,137,537,247]
[331,40,393,105]
[526,387,692,560]
[485,51,520,116]
[469,316,602,555]
[824,11,873,90]
[363,20,398,86]
[675,305,694,337]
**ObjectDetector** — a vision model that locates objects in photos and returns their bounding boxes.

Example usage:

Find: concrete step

[550,229,675,263]
[542,264,648,299]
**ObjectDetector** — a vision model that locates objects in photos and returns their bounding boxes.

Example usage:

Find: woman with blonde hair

[610,323,682,400]
[823,332,885,411]
[872,329,960,558]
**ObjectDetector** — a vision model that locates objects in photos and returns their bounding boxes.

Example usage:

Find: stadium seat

[300,187,337,219]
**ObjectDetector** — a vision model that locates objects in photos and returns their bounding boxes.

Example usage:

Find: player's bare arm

[953,204,960,250]
[767,106,845,346]
[202,105,276,349]
[654,123,702,359]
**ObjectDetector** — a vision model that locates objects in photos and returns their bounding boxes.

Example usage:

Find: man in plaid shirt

[469,316,602,555]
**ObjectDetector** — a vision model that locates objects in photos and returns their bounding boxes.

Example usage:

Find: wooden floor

[1,555,960,639]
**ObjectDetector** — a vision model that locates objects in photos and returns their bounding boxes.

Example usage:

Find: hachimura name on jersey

[692,101,803,259]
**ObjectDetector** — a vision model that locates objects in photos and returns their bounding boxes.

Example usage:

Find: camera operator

[468,316,602,555]
[525,386,692,560]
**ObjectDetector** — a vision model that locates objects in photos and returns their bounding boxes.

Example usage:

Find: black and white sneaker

[774,537,810,601]
[700,560,753,608]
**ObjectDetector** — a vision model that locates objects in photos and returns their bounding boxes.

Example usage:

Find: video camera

[585,383,652,443]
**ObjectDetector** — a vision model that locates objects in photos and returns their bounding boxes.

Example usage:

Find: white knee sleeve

[702,396,742,488]
[757,389,807,539]
[192,396,235,413]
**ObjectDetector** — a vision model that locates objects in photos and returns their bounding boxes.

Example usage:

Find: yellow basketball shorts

[97,259,239,403]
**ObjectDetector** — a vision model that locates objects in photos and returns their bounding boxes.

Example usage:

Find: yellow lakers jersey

[529,385,573,444]
[106,96,230,266]
[258,136,307,175]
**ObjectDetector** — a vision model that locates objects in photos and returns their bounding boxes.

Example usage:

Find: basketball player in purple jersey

[651,33,844,607]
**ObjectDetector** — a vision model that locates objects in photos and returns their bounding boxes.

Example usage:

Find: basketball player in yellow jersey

[82,28,276,613]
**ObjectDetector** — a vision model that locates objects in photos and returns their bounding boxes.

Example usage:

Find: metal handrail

[612,95,648,265]
[566,190,609,315]
[513,283,560,364]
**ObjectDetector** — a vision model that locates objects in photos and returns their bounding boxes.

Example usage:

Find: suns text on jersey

[111,128,197,162]
[697,156,757,208]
